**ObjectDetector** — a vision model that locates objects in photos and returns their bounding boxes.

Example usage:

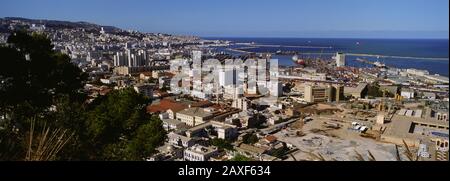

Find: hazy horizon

[1,0,449,39]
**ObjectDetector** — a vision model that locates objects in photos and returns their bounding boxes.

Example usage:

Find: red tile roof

[147,99,188,113]
[265,135,278,143]
[191,100,213,108]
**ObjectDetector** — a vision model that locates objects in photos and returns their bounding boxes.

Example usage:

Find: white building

[100,27,106,34]
[232,98,249,111]
[401,88,415,99]
[219,69,236,87]
[113,52,128,67]
[335,52,346,67]
[176,107,214,126]
[268,115,284,125]
[168,132,196,147]
[224,85,242,99]
[185,121,238,140]
[133,49,148,67]
[406,69,429,76]
[162,119,188,132]
[269,81,283,97]
[190,90,211,99]
[184,144,218,161]
[100,78,112,85]
[192,50,202,62]
[114,49,148,67]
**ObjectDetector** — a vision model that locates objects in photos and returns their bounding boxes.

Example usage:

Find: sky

[1,0,449,38]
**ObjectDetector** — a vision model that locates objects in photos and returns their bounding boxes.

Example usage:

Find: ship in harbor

[292,54,306,66]
[356,58,387,68]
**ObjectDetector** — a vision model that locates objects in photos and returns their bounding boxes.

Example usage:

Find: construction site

[273,99,449,161]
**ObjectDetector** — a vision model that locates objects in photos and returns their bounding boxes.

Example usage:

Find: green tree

[85,88,165,160]
[47,96,89,160]
[242,133,259,144]
[0,31,87,161]
[271,146,289,158]
[210,138,234,150]
[86,88,148,144]
[0,31,87,121]
[0,126,24,160]
[127,117,166,160]
[230,154,253,161]
[0,31,166,161]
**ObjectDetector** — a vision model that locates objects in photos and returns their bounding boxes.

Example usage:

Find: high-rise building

[304,85,328,103]
[269,81,283,97]
[219,68,236,87]
[114,49,148,67]
[192,50,202,63]
[335,52,346,67]
[134,49,148,67]
[100,27,105,34]
[133,83,154,99]
[305,85,344,103]
[232,98,249,110]
[126,48,132,67]
[125,42,133,49]
[326,85,345,102]
[113,52,128,67]
[334,85,344,102]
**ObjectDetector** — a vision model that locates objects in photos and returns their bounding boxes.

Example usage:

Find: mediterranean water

[205,37,449,76]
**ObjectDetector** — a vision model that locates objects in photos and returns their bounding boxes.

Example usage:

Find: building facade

[176,107,214,126]
[183,144,218,161]
[335,52,346,67]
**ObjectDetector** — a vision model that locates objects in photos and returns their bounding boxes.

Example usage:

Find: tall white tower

[126,49,132,67]
[100,27,105,34]
[335,52,346,67]
[192,50,202,63]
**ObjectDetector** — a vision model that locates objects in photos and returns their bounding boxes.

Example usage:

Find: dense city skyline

[0,0,449,38]
[1,17,449,163]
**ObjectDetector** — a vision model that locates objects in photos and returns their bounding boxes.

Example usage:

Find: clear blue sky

[1,0,448,38]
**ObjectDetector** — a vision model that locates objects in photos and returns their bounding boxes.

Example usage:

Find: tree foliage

[210,138,234,150]
[242,133,259,145]
[127,118,166,160]
[84,88,165,160]
[0,31,166,161]
[0,31,87,119]
[230,154,253,161]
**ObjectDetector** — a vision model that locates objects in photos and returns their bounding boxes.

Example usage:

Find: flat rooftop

[178,107,212,118]
[383,114,449,142]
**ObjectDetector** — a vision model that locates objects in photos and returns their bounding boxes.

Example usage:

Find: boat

[373,61,387,68]
[356,58,387,68]
[292,55,306,66]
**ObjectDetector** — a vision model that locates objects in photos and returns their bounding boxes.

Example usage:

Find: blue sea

[205,37,449,76]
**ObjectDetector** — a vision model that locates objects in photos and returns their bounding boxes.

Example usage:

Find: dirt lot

[275,113,405,161]
[275,131,403,161]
